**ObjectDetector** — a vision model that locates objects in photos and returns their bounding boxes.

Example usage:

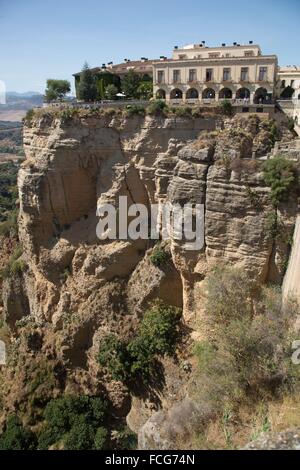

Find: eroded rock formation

[1,110,298,448]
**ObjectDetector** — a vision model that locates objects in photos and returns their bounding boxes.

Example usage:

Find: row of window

[157,67,268,84]
[177,50,255,60]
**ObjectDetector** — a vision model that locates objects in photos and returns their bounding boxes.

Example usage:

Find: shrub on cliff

[98,301,182,382]
[0,415,37,450]
[0,245,26,280]
[219,100,233,116]
[37,395,108,450]
[192,267,300,413]
[149,243,170,267]
[263,155,299,206]
[123,104,146,117]
[146,100,168,116]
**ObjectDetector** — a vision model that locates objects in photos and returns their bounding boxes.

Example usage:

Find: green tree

[94,427,108,449]
[0,415,37,450]
[45,79,70,102]
[121,70,141,99]
[77,62,97,102]
[105,84,119,100]
[64,416,95,450]
[38,395,108,450]
[98,301,182,381]
[137,81,153,100]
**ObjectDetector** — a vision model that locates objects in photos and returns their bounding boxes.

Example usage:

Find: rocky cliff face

[1,110,298,447]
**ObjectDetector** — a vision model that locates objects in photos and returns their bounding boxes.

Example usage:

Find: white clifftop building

[153,42,277,105]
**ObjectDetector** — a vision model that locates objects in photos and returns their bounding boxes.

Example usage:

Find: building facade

[276,66,300,100]
[153,43,277,105]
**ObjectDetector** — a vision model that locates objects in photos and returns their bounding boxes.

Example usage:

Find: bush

[98,334,129,381]
[146,100,168,116]
[0,415,37,450]
[24,109,34,125]
[191,108,203,118]
[114,427,137,450]
[59,107,78,124]
[98,301,182,382]
[149,244,170,267]
[64,416,95,450]
[219,100,233,116]
[263,155,298,206]
[172,106,192,118]
[192,267,300,413]
[0,210,18,237]
[0,245,26,280]
[94,426,108,450]
[205,266,255,324]
[0,162,19,225]
[38,395,108,450]
[124,104,146,117]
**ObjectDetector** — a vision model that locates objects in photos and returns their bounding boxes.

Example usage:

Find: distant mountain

[0,91,43,111]
[6,91,43,98]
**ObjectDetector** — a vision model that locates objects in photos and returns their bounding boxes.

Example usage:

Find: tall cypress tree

[77,62,97,102]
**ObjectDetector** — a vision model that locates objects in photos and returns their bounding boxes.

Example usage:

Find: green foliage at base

[37,395,108,450]
[98,301,182,382]
[0,415,37,450]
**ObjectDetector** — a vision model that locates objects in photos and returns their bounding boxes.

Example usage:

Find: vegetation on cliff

[98,301,182,383]
[191,266,300,449]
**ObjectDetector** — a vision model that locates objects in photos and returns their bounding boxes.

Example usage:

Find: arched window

[280,86,295,100]
[219,88,232,99]
[186,88,199,99]
[236,87,250,99]
[202,88,215,99]
[254,87,268,104]
[156,89,166,99]
[170,88,183,99]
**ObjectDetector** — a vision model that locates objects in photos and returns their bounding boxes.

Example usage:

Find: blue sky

[0,0,299,93]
